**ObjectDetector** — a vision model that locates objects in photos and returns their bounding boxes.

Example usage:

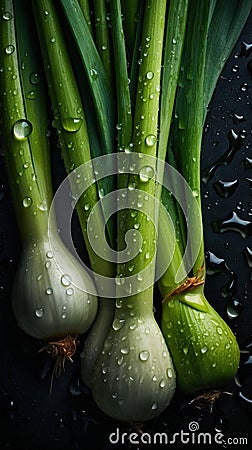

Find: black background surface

[0,11,252,450]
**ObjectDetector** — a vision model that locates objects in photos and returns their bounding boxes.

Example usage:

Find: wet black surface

[0,11,252,450]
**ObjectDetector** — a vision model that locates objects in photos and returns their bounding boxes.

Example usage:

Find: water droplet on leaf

[13,119,32,140]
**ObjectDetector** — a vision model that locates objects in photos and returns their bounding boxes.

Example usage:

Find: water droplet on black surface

[233,113,245,123]
[240,41,252,57]
[226,299,243,318]
[205,251,230,275]
[242,156,252,168]
[242,247,252,267]
[202,129,244,184]
[221,273,238,299]
[213,179,239,198]
[212,211,252,238]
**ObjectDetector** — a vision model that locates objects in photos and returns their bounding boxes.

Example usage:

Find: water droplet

[13,119,33,140]
[62,312,67,319]
[226,299,243,319]
[216,326,223,335]
[212,211,252,238]
[112,318,125,331]
[37,201,47,212]
[183,346,189,355]
[35,308,44,318]
[22,197,32,207]
[26,90,36,100]
[139,350,150,361]
[2,11,12,20]
[167,368,173,379]
[243,247,252,268]
[61,274,72,286]
[232,64,239,73]
[45,261,51,269]
[201,346,208,354]
[66,287,74,296]
[145,134,156,147]
[159,379,166,388]
[90,68,98,80]
[61,117,82,132]
[240,41,252,57]
[139,165,154,182]
[213,179,239,198]
[146,71,154,80]
[151,402,158,410]
[46,251,53,258]
[36,274,43,281]
[29,72,40,85]
[4,45,15,55]
[192,189,199,198]
[202,129,243,184]
[116,355,124,366]
[120,347,130,355]
[45,288,53,295]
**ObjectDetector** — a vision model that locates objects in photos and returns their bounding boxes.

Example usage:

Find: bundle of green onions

[0,0,250,422]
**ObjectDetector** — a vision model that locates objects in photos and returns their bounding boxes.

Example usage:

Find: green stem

[168,0,211,276]
[78,0,93,33]
[0,0,52,241]
[33,0,114,282]
[92,0,113,79]
[116,0,167,307]
[110,0,132,151]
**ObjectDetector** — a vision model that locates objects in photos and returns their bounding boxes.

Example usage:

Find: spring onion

[159,0,250,394]
[0,0,98,373]
[90,0,176,422]
[31,0,117,387]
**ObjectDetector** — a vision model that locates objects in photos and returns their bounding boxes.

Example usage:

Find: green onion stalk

[90,0,176,423]
[0,0,98,375]
[159,0,251,395]
[32,0,117,388]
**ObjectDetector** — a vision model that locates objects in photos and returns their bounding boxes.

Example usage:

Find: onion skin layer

[12,233,98,340]
[161,286,240,395]
[92,312,176,422]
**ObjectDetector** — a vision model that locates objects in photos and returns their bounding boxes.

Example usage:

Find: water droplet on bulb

[139,350,150,361]
[61,274,72,286]
[66,287,74,296]
[201,346,208,354]
[45,288,53,295]
[112,318,125,331]
[13,119,33,140]
[35,307,44,318]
